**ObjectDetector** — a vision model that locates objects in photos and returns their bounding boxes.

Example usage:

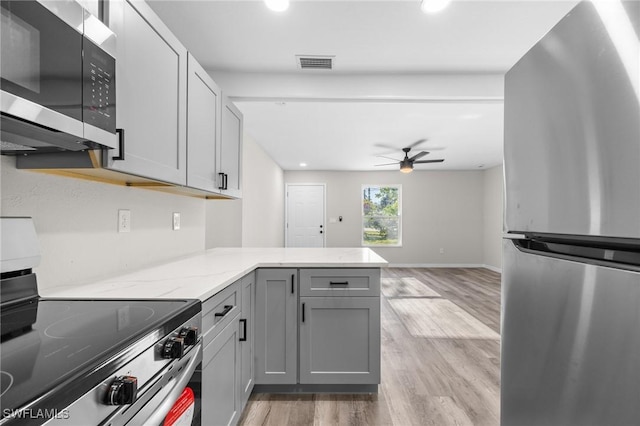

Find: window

[362,185,401,246]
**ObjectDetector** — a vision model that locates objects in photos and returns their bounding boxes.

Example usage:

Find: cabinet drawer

[300,269,380,297]
[202,280,241,348]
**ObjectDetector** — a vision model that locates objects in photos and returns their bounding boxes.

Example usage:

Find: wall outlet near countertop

[439,248,445,254]
[173,212,181,231]
[118,209,131,233]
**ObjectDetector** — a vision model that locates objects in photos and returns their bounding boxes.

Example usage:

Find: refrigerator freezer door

[504,1,640,238]
[502,240,640,426]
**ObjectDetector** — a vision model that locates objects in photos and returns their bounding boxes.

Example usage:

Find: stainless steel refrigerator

[502,1,640,425]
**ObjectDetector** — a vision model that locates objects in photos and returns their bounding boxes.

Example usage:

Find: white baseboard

[387,263,484,268]
[386,263,502,274]
[482,264,502,274]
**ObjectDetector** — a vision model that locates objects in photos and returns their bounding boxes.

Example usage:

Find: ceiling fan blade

[373,143,401,151]
[413,159,444,164]
[374,162,399,166]
[406,139,428,149]
[409,151,429,161]
[376,155,401,162]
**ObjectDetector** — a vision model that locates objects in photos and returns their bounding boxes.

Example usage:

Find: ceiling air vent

[296,55,335,70]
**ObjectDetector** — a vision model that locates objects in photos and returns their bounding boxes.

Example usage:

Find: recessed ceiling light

[265,0,289,12]
[421,0,452,14]
[300,162,308,167]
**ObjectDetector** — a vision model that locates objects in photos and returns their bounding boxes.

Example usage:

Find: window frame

[361,184,402,247]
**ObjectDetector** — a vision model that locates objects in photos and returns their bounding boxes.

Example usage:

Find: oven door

[1,0,84,135]
[121,342,202,426]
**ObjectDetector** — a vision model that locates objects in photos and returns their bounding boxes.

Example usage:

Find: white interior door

[286,184,325,247]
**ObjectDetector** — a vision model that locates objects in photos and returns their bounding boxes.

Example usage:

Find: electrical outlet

[439,248,445,254]
[173,212,181,231]
[118,210,131,233]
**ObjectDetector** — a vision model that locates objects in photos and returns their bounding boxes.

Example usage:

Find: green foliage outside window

[362,185,401,246]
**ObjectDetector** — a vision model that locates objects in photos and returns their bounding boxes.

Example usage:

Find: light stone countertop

[41,247,388,302]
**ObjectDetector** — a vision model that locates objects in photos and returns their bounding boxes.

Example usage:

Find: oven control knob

[106,375,137,405]
[178,326,199,346]
[162,337,184,359]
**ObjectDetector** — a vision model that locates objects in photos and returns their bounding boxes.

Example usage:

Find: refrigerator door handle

[503,233,528,240]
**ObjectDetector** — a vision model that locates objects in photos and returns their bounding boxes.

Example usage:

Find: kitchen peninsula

[42,247,387,425]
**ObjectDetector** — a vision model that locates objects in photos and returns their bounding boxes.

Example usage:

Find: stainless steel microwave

[0,0,117,154]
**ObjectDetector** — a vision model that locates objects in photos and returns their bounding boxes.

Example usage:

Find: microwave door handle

[113,128,125,161]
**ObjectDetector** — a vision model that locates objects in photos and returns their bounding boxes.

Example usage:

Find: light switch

[173,212,181,231]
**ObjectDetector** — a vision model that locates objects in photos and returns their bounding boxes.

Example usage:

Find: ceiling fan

[375,140,444,173]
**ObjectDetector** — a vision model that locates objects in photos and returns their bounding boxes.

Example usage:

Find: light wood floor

[239,267,502,426]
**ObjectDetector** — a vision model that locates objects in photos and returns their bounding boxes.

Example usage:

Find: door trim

[285,183,326,248]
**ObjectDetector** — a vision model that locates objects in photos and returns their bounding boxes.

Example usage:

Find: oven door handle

[126,342,202,425]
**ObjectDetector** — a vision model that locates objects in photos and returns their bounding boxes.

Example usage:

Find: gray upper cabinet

[218,98,243,198]
[239,272,255,408]
[187,54,220,192]
[255,269,297,384]
[299,296,381,384]
[106,0,187,185]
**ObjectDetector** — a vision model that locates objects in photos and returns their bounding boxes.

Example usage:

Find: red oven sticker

[163,387,195,426]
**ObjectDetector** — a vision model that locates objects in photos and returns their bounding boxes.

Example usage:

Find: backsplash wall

[1,156,206,291]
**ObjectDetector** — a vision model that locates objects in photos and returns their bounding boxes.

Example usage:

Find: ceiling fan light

[421,0,452,14]
[400,164,413,173]
[264,0,289,12]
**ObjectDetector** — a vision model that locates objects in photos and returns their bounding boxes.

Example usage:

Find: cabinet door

[299,297,380,384]
[202,316,241,426]
[239,272,255,407]
[218,98,242,198]
[187,53,220,192]
[255,269,297,384]
[106,0,187,184]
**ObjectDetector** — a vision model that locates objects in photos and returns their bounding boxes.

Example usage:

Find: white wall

[205,198,242,248]
[241,133,285,247]
[483,165,504,271]
[204,133,285,248]
[284,170,485,266]
[1,156,205,291]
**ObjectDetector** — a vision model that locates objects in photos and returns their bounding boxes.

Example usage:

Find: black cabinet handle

[224,174,228,190]
[113,128,125,161]
[214,305,233,317]
[302,303,305,322]
[291,274,295,294]
[329,281,349,286]
[239,319,247,341]
[218,172,225,190]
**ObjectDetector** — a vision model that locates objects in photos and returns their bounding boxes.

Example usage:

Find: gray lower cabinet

[239,272,255,407]
[299,296,380,384]
[255,269,298,384]
[202,314,241,426]
[254,268,381,388]
[201,275,253,426]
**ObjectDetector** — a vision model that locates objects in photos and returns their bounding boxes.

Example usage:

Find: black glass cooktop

[0,298,200,417]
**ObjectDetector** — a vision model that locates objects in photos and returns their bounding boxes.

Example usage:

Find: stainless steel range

[0,218,202,425]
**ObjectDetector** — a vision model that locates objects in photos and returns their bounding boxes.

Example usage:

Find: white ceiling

[149,0,579,171]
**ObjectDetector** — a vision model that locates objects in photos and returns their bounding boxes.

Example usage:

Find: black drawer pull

[302,303,305,323]
[239,319,247,341]
[214,305,233,317]
[329,281,349,286]
[291,274,295,294]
